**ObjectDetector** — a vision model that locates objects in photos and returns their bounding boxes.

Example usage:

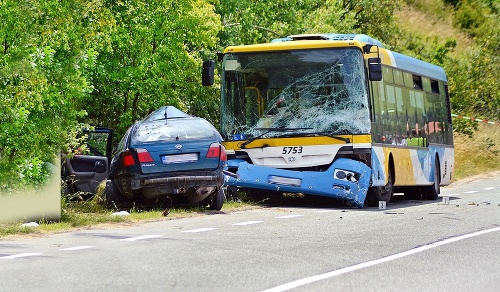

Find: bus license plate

[268,175,301,187]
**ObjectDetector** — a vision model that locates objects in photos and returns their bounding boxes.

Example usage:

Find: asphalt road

[1,174,499,292]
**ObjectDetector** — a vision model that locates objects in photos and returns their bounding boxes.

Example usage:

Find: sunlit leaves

[88,0,222,136]
[0,0,114,189]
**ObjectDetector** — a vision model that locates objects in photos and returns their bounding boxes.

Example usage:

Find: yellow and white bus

[204,33,454,207]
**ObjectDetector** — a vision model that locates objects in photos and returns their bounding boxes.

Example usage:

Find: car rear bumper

[131,170,224,193]
[114,169,225,199]
[142,175,222,186]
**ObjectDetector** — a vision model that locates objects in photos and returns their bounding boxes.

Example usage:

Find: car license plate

[268,175,301,187]
[162,153,198,164]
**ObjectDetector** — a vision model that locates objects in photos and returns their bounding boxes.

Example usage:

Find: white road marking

[181,228,217,233]
[446,194,460,196]
[275,215,303,219]
[262,226,500,292]
[483,187,495,190]
[232,221,263,226]
[120,235,163,241]
[315,210,335,213]
[59,246,96,251]
[463,190,479,194]
[1,253,42,259]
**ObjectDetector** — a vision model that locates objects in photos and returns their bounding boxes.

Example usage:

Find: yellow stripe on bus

[224,40,395,66]
[223,134,372,150]
[225,40,362,53]
[383,146,416,186]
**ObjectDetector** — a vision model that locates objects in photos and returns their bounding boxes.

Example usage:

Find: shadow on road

[244,190,455,211]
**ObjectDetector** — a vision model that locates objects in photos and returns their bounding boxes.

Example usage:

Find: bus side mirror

[202,60,215,86]
[368,58,382,81]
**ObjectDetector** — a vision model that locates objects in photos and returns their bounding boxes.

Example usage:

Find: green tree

[87,0,222,137]
[446,0,500,125]
[216,0,402,48]
[0,0,114,190]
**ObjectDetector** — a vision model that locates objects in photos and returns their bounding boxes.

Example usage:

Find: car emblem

[175,144,182,149]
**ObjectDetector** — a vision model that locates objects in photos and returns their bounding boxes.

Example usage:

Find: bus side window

[383,67,394,83]
[430,79,440,94]
[413,75,422,90]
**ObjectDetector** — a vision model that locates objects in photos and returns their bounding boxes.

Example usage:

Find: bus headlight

[334,169,360,183]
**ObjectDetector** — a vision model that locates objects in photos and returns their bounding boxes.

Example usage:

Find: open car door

[64,127,113,195]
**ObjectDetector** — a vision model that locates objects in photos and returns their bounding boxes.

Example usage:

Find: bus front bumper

[224,158,371,208]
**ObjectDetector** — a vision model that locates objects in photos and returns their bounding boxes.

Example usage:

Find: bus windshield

[220,48,371,140]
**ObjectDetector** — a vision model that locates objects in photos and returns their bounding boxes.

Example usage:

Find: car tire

[105,180,124,208]
[209,188,225,211]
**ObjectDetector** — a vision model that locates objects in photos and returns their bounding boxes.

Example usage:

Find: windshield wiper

[152,117,189,121]
[278,131,351,143]
[311,131,351,143]
[239,127,312,148]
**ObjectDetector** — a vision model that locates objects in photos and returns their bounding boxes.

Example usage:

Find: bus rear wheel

[422,157,440,200]
[365,169,394,207]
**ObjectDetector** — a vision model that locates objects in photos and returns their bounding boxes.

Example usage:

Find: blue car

[64,106,227,210]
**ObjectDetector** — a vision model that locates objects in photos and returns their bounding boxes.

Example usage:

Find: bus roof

[223,33,447,82]
[387,50,447,81]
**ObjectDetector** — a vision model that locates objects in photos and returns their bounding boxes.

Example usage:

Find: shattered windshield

[220,48,370,140]
[131,118,219,144]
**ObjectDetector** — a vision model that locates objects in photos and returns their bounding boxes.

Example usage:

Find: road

[1,175,499,292]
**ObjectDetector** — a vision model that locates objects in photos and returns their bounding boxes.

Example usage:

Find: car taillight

[220,145,227,162]
[122,151,136,167]
[136,148,154,163]
[207,143,226,161]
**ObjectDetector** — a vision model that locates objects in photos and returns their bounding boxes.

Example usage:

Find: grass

[397,0,473,56]
[0,186,252,238]
[453,123,500,180]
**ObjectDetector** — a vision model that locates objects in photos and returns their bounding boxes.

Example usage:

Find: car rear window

[131,118,218,144]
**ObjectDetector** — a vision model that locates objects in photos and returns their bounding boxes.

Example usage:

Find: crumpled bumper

[224,158,371,207]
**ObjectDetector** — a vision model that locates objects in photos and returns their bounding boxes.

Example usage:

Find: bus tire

[365,168,394,207]
[423,157,440,200]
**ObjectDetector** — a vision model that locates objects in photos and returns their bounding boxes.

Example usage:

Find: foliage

[1,0,500,191]
[0,0,222,190]
[0,0,113,191]
[447,48,500,119]
[86,0,222,138]
[216,0,402,48]
[446,1,500,124]
[400,0,500,135]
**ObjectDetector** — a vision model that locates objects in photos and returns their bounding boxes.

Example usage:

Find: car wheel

[209,188,225,211]
[105,180,124,208]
